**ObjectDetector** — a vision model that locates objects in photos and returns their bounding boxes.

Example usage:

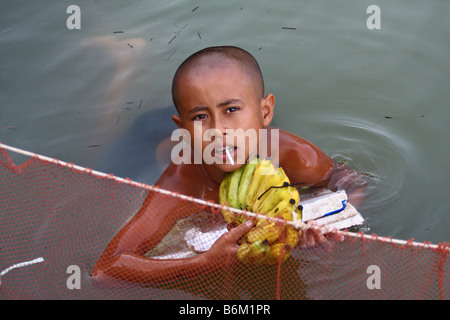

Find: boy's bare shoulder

[277,127,316,145]
[272,127,333,187]
[271,127,327,154]
[154,161,206,197]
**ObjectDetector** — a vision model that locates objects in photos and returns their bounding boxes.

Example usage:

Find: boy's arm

[93,211,252,285]
[325,162,367,209]
[93,164,252,285]
[276,129,366,247]
[277,128,333,188]
[277,128,366,208]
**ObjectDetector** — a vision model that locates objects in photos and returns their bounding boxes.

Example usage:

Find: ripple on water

[296,113,416,233]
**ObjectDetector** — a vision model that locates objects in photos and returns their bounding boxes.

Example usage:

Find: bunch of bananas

[219,157,302,265]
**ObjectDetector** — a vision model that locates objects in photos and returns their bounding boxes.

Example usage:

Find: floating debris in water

[282,27,296,30]
[192,6,199,12]
[165,49,176,61]
[113,31,123,34]
[168,24,188,44]
[384,116,393,119]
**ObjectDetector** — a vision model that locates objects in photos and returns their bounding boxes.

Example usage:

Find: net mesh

[1,143,449,300]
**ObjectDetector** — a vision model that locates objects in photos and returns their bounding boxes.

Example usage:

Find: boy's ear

[172,114,183,128]
[261,93,275,127]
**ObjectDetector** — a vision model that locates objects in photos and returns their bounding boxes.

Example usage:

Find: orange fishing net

[1,143,448,300]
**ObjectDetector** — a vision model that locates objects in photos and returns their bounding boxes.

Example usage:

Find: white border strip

[1,142,448,252]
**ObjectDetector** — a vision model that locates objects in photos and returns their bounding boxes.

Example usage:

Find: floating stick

[0,257,44,285]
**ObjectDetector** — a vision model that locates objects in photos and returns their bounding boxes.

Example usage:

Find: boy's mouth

[215,145,234,154]
[214,145,237,164]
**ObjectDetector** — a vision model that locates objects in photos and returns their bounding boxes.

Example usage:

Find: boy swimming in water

[93,46,365,285]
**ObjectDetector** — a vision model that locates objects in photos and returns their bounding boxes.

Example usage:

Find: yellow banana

[254,182,291,214]
[237,157,260,209]
[265,243,291,265]
[251,166,289,213]
[268,186,301,221]
[289,186,300,211]
[219,174,236,224]
[237,242,252,262]
[247,240,270,265]
[220,165,248,224]
[265,198,292,218]
[295,204,302,221]
[226,165,245,209]
[245,159,277,211]
[219,172,229,205]
[219,159,301,251]
[280,208,298,221]
[284,225,300,249]
[237,240,270,265]
[247,220,283,244]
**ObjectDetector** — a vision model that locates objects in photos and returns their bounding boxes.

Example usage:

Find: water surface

[1,0,449,245]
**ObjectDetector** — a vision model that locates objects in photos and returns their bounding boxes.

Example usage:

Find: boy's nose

[210,117,228,138]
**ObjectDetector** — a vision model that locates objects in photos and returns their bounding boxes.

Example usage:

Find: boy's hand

[298,227,344,251]
[207,220,344,270]
[206,220,254,269]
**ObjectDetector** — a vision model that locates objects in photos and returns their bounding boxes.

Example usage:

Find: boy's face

[172,63,274,175]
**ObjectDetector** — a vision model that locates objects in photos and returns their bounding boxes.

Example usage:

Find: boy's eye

[192,114,208,121]
[226,106,239,113]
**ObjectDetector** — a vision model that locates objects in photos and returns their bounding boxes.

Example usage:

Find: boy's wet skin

[165,49,333,201]
[93,46,364,285]
[171,53,271,181]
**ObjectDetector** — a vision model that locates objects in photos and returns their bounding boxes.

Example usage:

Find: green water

[1,0,449,245]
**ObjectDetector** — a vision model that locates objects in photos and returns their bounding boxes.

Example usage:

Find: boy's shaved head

[172,46,265,111]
